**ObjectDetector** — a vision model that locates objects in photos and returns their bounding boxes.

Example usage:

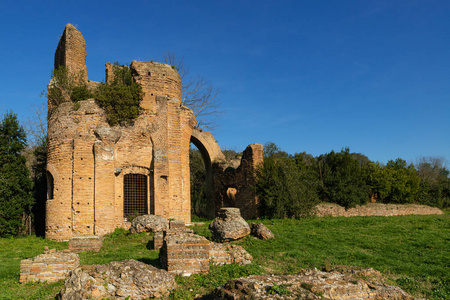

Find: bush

[318,148,370,209]
[94,63,143,126]
[256,145,319,218]
[48,66,91,107]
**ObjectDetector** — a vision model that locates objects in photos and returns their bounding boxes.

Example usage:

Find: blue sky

[0,0,449,164]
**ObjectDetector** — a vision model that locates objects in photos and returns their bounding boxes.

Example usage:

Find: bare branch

[161,51,222,130]
[24,101,47,147]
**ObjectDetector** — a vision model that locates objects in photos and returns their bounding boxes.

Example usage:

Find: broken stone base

[59,259,175,300]
[68,235,103,253]
[20,247,79,283]
[212,267,420,299]
[158,220,253,275]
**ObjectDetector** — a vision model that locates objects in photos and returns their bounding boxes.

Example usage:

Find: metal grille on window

[123,174,148,218]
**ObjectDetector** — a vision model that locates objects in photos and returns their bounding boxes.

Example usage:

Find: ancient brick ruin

[20,247,80,283]
[46,24,263,241]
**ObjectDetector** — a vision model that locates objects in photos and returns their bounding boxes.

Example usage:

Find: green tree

[415,157,450,208]
[318,148,370,209]
[0,111,34,236]
[256,144,319,218]
[383,158,421,204]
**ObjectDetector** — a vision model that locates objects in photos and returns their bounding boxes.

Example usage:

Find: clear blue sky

[0,0,449,164]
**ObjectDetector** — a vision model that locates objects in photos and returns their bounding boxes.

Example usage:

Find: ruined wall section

[131,61,181,113]
[54,24,88,83]
[167,101,196,224]
[212,143,263,219]
[46,100,107,240]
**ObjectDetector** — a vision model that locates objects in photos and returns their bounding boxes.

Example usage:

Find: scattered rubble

[209,243,253,266]
[59,259,175,300]
[209,208,250,242]
[129,214,169,234]
[250,222,274,240]
[211,267,420,299]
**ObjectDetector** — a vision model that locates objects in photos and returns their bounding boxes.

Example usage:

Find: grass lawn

[0,213,448,299]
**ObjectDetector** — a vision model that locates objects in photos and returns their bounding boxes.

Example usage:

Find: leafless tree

[162,51,221,130]
[415,156,449,184]
[24,100,47,147]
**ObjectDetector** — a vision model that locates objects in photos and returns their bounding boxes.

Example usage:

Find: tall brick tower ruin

[46,24,262,241]
[45,24,200,241]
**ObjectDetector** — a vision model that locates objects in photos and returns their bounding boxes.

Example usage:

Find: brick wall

[160,232,211,275]
[46,25,196,241]
[20,249,79,283]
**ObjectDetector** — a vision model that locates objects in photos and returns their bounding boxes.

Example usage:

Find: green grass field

[0,213,448,299]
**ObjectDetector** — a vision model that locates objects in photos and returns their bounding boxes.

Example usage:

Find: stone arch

[190,128,225,219]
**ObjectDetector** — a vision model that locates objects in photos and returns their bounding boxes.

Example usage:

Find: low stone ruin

[212,267,419,299]
[20,247,80,283]
[129,214,169,234]
[249,222,274,240]
[59,259,175,300]
[314,203,444,218]
[209,207,251,242]
[160,232,211,275]
[209,243,253,266]
[68,235,103,253]
[158,219,253,275]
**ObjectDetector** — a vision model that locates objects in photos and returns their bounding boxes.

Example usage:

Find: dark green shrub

[94,63,143,126]
[318,148,370,209]
[256,143,319,218]
[48,66,91,107]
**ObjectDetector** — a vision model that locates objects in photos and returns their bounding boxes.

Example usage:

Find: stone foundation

[20,248,79,283]
[213,267,418,299]
[315,203,443,217]
[158,220,253,275]
[160,232,211,275]
[68,235,103,253]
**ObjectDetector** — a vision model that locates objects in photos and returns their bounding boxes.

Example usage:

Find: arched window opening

[46,171,54,200]
[123,174,148,220]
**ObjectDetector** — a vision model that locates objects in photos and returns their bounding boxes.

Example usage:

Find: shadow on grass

[137,257,161,268]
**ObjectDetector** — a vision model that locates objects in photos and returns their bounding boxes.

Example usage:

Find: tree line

[256,142,450,219]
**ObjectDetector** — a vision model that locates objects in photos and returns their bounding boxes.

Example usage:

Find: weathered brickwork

[46,25,198,241]
[68,235,103,253]
[315,203,444,217]
[19,248,79,283]
[212,143,263,219]
[46,24,263,241]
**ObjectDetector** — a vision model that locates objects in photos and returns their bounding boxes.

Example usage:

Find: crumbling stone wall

[212,144,263,219]
[315,202,444,217]
[20,248,79,283]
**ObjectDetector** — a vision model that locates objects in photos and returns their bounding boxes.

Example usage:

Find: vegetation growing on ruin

[47,66,92,108]
[94,62,144,126]
[48,63,143,126]
[1,213,448,299]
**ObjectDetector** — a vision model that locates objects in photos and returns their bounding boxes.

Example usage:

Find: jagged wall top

[54,24,88,83]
